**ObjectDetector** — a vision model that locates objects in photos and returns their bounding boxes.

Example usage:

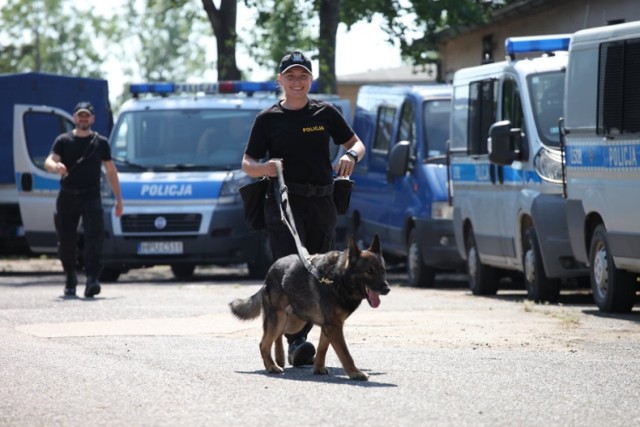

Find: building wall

[440,0,640,82]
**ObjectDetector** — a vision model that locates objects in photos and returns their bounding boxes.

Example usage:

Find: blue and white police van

[348,84,463,287]
[10,74,112,256]
[449,35,588,302]
[563,21,640,313]
[99,81,351,281]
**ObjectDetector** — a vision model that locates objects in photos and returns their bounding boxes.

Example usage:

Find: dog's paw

[267,365,284,374]
[313,366,329,376]
[348,370,368,381]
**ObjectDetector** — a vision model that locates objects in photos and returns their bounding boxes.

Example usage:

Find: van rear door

[13,104,74,253]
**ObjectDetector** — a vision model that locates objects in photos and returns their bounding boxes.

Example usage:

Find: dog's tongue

[367,289,381,308]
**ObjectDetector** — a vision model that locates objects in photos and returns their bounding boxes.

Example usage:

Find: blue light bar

[130,80,320,96]
[505,34,571,55]
[130,82,176,95]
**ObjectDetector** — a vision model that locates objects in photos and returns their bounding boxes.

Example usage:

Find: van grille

[120,213,202,233]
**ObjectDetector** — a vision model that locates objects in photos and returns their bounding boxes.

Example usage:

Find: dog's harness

[274,160,333,285]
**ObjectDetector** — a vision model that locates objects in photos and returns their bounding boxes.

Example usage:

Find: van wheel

[589,225,635,313]
[465,230,498,295]
[99,265,122,282]
[522,228,560,303]
[171,263,196,280]
[248,233,272,279]
[407,228,436,287]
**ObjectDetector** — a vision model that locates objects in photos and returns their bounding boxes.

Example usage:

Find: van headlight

[534,147,563,183]
[219,170,253,204]
[432,201,453,220]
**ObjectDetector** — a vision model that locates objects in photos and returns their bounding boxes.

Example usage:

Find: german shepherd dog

[229,235,390,381]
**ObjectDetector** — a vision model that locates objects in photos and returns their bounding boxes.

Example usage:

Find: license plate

[137,241,184,255]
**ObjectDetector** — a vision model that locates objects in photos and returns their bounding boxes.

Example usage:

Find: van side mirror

[488,120,520,165]
[388,140,411,181]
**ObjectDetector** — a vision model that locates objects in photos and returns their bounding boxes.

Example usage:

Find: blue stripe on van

[450,163,542,184]
[566,144,640,169]
[15,173,60,192]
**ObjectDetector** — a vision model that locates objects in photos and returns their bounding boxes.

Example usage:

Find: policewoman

[45,102,123,298]
[241,51,365,366]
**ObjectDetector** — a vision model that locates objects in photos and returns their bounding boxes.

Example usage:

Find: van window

[398,101,416,148]
[529,71,564,146]
[468,79,497,155]
[111,109,256,170]
[598,38,640,135]
[502,76,527,158]
[423,99,451,158]
[23,111,74,170]
[502,77,524,129]
[374,105,396,153]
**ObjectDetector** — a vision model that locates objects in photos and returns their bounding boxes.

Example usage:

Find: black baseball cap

[279,51,312,74]
[74,102,94,115]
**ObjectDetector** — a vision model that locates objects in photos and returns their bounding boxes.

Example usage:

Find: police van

[348,84,463,287]
[100,81,351,281]
[449,35,588,301]
[563,21,640,312]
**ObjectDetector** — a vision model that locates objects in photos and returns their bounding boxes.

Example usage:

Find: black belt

[60,186,100,195]
[284,181,334,197]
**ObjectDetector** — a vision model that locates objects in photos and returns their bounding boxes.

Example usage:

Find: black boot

[287,337,316,367]
[84,275,101,298]
[64,270,77,296]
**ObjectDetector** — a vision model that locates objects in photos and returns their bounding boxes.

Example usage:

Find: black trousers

[264,187,337,344]
[54,189,104,278]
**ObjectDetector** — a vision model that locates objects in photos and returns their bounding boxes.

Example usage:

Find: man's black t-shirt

[245,99,355,186]
[51,131,111,190]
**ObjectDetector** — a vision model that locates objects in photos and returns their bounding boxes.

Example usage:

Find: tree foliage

[341,0,519,68]
[0,0,107,76]
[243,0,316,78]
[111,0,210,82]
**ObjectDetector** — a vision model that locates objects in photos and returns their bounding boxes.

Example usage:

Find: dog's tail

[229,286,263,320]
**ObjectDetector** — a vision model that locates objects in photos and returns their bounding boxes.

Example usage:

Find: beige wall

[440,0,640,82]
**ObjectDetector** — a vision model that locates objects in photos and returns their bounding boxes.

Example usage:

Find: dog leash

[273,160,333,285]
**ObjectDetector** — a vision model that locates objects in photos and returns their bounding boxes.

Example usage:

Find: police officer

[44,102,123,297]
[241,51,365,366]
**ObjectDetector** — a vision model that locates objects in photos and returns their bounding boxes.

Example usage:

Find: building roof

[337,63,438,84]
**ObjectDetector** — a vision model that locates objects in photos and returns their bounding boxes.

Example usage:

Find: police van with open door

[449,35,588,302]
[12,91,112,256]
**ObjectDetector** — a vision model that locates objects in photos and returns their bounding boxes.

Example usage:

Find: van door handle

[20,173,33,192]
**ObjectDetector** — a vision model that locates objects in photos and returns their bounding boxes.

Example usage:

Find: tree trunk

[201,0,241,80]
[318,0,341,94]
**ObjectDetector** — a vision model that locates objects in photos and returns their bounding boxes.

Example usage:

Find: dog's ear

[368,234,381,254]
[348,237,362,265]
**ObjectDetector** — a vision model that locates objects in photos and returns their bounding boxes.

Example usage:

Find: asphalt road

[1,260,640,427]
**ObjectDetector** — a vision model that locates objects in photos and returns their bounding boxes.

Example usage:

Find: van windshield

[110,109,257,171]
[423,99,451,158]
[528,71,565,147]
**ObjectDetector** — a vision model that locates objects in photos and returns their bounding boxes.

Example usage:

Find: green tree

[111,0,210,82]
[244,0,518,89]
[201,0,242,80]
[244,0,315,78]
[0,0,107,76]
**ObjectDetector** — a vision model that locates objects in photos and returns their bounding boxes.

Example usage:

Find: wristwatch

[346,149,359,163]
